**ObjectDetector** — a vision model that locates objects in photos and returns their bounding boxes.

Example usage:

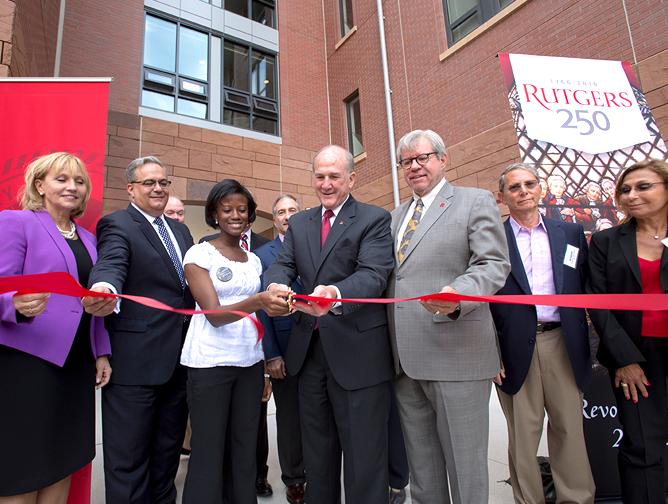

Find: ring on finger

[28,308,33,314]
[620,382,629,388]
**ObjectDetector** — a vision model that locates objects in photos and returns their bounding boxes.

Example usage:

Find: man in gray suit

[387,130,510,504]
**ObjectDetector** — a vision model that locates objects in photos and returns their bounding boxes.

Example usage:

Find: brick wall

[103,112,320,218]
[59,0,143,114]
[0,0,61,77]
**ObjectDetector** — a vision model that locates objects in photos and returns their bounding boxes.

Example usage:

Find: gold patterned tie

[398,199,424,263]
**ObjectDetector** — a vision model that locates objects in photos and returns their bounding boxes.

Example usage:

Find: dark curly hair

[204,179,258,230]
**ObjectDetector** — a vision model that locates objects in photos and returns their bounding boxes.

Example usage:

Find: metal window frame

[442,0,515,46]
[345,91,363,158]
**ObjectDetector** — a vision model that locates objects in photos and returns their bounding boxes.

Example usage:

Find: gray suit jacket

[387,180,511,381]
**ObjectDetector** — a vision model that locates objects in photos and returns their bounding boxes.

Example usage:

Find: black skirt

[0,237,97,496]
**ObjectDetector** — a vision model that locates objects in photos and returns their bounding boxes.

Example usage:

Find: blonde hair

[616,158,668,225]
[20,152,92,219]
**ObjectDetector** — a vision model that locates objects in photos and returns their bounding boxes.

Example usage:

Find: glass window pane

[179,27,208,81]
[224,42,249,91]
[252,2,275,27]
[224,109,250,129]
[178,99,207,119]
[251,52,275,99]
[144,16,177,73]
[252,116,277,135]
[446,0,477,24]
[452,13,479,42]
[499,0,514,8]
[146,70,174,87]
[142,90,175,112]
[341,0,354,34]
[225,0,248,17]
[182,80,206,94]
[347,95,363,157]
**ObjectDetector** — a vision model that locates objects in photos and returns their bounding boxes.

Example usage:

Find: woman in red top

[587,158,668,503]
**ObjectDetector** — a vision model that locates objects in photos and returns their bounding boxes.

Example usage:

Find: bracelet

[264,373,270,378]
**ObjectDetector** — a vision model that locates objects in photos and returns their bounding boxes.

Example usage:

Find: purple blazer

[0,209,111,366]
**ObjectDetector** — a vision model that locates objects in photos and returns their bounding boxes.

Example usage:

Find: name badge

[216,267,233,282]
[564,244,579,269]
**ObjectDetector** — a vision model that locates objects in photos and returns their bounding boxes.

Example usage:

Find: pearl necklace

[57,221,76,240]
[636,227,666,240]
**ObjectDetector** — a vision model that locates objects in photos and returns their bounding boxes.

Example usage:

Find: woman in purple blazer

[0,153,115,503]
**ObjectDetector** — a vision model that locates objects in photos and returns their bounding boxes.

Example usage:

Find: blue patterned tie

[154,217,185,289]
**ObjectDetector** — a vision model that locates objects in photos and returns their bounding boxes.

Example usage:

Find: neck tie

[398,199,424,263]
[153,217,185,289]
[321,210,334,249]
[241,234,249,251]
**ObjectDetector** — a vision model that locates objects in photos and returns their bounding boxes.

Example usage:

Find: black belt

[536,321,561,333]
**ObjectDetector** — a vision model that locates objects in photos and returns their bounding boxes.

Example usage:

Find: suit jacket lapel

[128,205,183,289]
[317,197,355,275]
[399,180,452,265]
[544,217,566,295]
[306,207,322,272]
[504,218,532,295]
[35,210,79,279]
[619,224,642,287]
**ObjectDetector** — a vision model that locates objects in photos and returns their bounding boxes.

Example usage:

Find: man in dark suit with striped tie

[85,156,195,504]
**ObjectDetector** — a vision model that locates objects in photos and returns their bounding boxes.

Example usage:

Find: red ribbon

[1,272,264,341]
[294,292,668,311]
[2,272,668,344]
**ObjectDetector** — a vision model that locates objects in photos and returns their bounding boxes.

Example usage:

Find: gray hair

[126,156,167,183]
[498,163,540,192]
[396,130,446,161]
[312,146,354,176]
[272,194,301,216]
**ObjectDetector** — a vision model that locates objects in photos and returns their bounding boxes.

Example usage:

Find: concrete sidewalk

[89,391,527,503]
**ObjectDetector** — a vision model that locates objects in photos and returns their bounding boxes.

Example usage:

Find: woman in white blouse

[180,179,286,504]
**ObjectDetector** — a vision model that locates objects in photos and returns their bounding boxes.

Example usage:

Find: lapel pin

[440,203,445,207]
[339,221,344,225]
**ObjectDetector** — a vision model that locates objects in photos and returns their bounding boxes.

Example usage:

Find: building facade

[2,0,668,228]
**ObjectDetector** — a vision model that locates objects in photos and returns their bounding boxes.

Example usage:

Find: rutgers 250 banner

[0,78,110,232]
[499,53,668,499]
[499,53,667,237]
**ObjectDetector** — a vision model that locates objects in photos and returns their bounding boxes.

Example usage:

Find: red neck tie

[321,210,334,249]
[241,234,249,251]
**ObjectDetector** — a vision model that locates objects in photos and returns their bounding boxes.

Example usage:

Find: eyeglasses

[131,179,171,188]
[616,181,668,196]
[505,180,540,193]
[397,152,438,170]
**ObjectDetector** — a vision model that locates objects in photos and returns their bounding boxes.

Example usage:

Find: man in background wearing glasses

[386,130,510,504]
[491,163,595,504]
[84,156,195,504]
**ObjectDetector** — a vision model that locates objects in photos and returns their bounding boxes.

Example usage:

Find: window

[443,0,515,45]
[225,0,276,28]
[340,0,354,37]
[142,15,209,119]
[141,13,279,135]
[346,93,363,158]
[223,42,278,135]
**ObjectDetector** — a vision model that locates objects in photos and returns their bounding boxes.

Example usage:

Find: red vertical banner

[0,78,110,232]
[0,78,110,503]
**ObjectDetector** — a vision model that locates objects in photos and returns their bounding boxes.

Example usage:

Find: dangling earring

[215,220,218,224]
